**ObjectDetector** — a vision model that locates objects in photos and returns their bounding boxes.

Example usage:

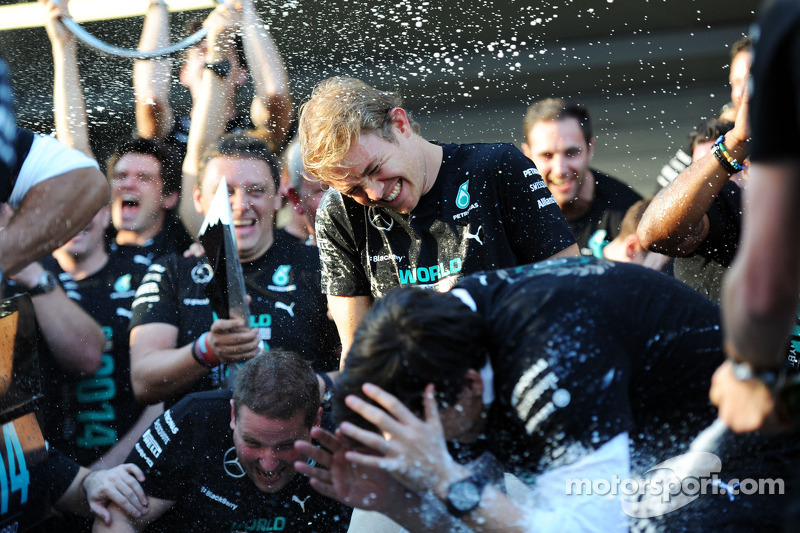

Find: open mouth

[121,195,141,211]
[234,220,256,227]
[384,181,402,203]
[256,467,282,484]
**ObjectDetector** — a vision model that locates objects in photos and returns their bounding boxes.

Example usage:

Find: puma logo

[292,494,311,512]
[275,301,295,317]
[465,225,483,245]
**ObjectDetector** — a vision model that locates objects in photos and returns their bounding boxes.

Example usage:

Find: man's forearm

[639,131,748,255]
[240,1,292,140]
[131,345,209,405]
[134,1,173,140]
[32,285,104,375]
[0,168,109,276]
[51,39,94,158]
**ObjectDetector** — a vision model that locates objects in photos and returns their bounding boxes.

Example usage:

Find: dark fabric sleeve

[496,146,577,260]
[749,1,800,161]
[691,180,742,268]
[124,396,196,502]
[315,190,372,296]
[47,446,81,502]
[129,254,180,329]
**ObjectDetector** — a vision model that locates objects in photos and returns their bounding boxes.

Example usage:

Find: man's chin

[250,472,293,494]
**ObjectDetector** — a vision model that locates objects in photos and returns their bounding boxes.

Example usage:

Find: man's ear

[587,137,596,162]
[624,234,640,260]
[192,185,204,214]
[313,406,323,428]
[521,142,533,160]
[162,190,179,210]
[463,368,484,397]
[387,107,413,137]
[230,399,237,431]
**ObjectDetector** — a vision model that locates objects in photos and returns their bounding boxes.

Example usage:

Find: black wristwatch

[446,474,488,517]
[205,59,231,79]
[28,270,58,297]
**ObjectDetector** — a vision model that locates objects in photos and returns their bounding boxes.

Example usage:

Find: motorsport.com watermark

[565,452,785,518]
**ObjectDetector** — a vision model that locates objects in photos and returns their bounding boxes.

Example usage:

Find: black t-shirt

[571,170,643,256]
[316,143,576,299]
[454,258,797,530]
[38,251,149,466]
[749,0,800,162]
[108,212,194,267]
[126,389,350,532]
[673,180,742,302]
[130,230,340,404]
[454,258,724,476]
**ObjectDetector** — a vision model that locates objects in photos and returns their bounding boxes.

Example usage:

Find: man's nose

[230,189,250,211]
[259,449,280,471]
[554,155,570,176]
[363,178,384,202]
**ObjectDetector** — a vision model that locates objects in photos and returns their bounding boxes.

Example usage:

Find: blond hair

[298,77,419,184]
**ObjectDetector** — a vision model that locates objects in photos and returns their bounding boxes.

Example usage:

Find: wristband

[712,135,744,173]
[192,332,221,368]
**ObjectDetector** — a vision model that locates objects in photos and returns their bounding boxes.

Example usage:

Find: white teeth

[234,220,255,227]
[385,181,401,202]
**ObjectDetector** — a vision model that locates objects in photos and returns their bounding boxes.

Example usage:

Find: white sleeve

[510,432,631,532]
[9,134,99,207]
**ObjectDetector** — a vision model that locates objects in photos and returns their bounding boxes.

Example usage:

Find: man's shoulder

[591,170,643,203]
[166,389,233,425]
[275,230,322,263]
[442,142,518,163]
[148,251,208,277]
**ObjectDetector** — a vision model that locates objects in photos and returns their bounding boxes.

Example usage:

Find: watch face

[449,478,482,511]
[40,271,57,290]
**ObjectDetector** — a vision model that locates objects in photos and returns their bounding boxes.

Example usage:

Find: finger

[338,421,391,454]
[294,460,332,485]
[310,427,342,452]
[113,481,147,514]
[308,478,339,502]
[107,488,144,518]
[344,394,405,438]
[119,473,148,508]
[361,383,422,425]
[343,449,398,472]
[89,502,111,525]
[122,463,147,485]
[294,441,333,470]
[422,383,443,426]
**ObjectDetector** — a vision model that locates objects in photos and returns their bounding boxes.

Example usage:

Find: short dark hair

[334,288,489,432]
[198,133,280,192]
[617,197,652,240]
[523,98,593,145]
[106,136,182,196]
[233,350,320,428]
[730,35,753,62]
[687,118,734,154]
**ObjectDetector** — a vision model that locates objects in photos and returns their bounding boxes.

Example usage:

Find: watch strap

[27,271,58,297]
[205,59,231,79]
